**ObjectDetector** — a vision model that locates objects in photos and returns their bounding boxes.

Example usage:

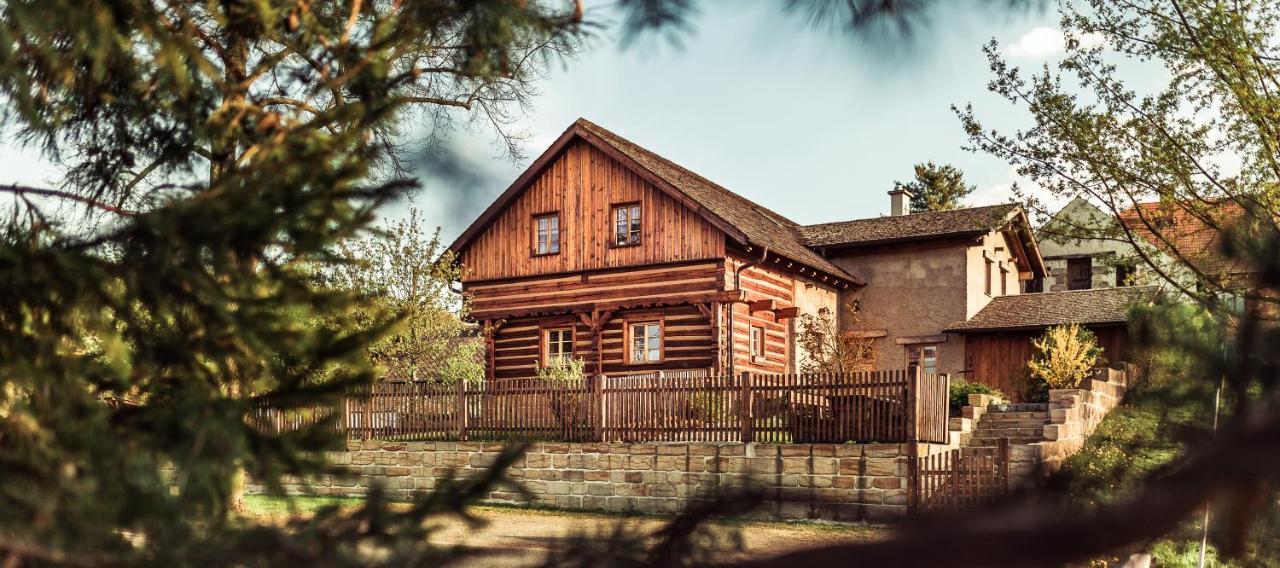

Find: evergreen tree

[893,161,976,212]
[0,1,580,564]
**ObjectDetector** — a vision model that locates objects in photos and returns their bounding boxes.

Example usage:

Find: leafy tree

[893,161,976,212]
[1028,323,1103,390]
[325,208,482,384]
[958,0,1280,310]
[796,304,876,373]
[0,1,581,564]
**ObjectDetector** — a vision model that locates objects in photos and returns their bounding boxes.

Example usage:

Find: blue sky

[406,1,1118,241]
[0,1,1152,240]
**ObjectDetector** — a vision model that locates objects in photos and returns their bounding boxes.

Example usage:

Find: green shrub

[1029,323,1104,389]
[949,379,1005,416]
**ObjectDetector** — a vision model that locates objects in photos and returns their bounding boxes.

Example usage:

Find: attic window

[612,203,641,247]
[533,212,560,256]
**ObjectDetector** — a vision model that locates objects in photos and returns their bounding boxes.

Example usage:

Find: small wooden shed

[944,287,1159,400]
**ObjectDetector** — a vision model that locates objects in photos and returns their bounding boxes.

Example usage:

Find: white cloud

[1004,27,1105,59]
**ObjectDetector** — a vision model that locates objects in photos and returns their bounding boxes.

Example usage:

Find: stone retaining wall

[1036,365,1131,472]
[247,440,939,522]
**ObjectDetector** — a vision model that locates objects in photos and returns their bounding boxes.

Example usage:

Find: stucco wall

[248,441,937,522]
[964,231,1023,319]
[1037,197,1147,291]
[825,229,1024,377]
[829,243,969,375]
[791,275,839,372]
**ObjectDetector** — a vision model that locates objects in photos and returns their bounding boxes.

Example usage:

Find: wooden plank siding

[961,325,1131,400]
[725,253,797,374]
[459,139,725,283]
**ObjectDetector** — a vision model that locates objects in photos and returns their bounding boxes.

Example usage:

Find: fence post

[340,392,350,441]
[907,442,919,516]
[593,374,605,442]
[906,366,921,442]
[361,386,370,441]
[998,437,1010,495]
[739,371,753,444]
[456,380,468,441]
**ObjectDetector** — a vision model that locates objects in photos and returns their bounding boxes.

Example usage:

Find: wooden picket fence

[909,438,1010,514]
[253,369,951,445]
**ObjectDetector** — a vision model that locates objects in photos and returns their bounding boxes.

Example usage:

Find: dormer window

[612,203,641,247]
[534,212,560,255]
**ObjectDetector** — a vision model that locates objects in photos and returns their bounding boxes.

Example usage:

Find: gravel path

[430,506,884,566]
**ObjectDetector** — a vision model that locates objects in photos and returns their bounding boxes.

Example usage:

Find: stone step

[978,418,1049,430]
[972,427,1045,439]
[987,403,1049,412]
[980,411,1048,420]
[970,436,1045,447]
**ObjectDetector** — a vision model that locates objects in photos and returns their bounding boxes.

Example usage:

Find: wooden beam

[772,306,800,320]
[748,299,775,313]
[695,302,714,319]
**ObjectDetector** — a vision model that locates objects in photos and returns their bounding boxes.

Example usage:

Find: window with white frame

[612,203,641,246]
[750,326,765,360]
[906,344,938,375]
[629,321,662,363]
[544,327,573,364]
[534,213,560,255]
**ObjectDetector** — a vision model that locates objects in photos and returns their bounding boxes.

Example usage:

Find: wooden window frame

[1000,263,1009,296]
[541,326,574,366]
[609,202,642,248]
[532,211,561,257]
[749,325,766,363]
[905,344,939,376]
[1067,256,1092,290]
[1115,261,1135,287]
[624,319,664,364]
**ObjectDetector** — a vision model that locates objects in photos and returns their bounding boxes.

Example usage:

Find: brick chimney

[888,187,913,216]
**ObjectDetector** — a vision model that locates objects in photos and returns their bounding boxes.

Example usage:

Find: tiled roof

[944,286,1160,333]
[1118,201,1249,277]
[799,204,1021,248]
[574,119,864,284]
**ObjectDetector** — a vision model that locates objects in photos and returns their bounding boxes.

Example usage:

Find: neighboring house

[798,196,1045,378]
[447,119,1090,389]
[1033,197,1147,292]
[1118,200,1253,290]
[944,286,1159,397]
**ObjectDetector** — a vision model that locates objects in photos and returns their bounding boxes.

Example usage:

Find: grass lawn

[241,494,886,566]
[1055,372,1278,567]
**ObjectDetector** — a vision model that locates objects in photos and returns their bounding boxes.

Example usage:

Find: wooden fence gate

[910,438,1010,514]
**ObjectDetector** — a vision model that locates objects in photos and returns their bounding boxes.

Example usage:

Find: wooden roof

[448,118,865,286]
[944,286,1160,333]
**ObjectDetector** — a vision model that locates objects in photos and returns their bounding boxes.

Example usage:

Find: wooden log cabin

[448,119,864,380]
[450,118,1147,397]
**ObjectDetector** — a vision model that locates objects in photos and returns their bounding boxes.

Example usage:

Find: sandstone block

[864,457,897,477]
[811,457,837,475]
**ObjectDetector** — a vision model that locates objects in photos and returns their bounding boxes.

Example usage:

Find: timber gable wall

[459,140,725,283]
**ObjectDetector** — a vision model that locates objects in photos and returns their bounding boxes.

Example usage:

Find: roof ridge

[801,203,1019,229]
[1010,285,1160,296]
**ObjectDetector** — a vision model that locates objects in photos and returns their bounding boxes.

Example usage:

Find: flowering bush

[1028,324,1104,390]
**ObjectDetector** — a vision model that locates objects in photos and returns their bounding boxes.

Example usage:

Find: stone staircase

[967,404,1050,447]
